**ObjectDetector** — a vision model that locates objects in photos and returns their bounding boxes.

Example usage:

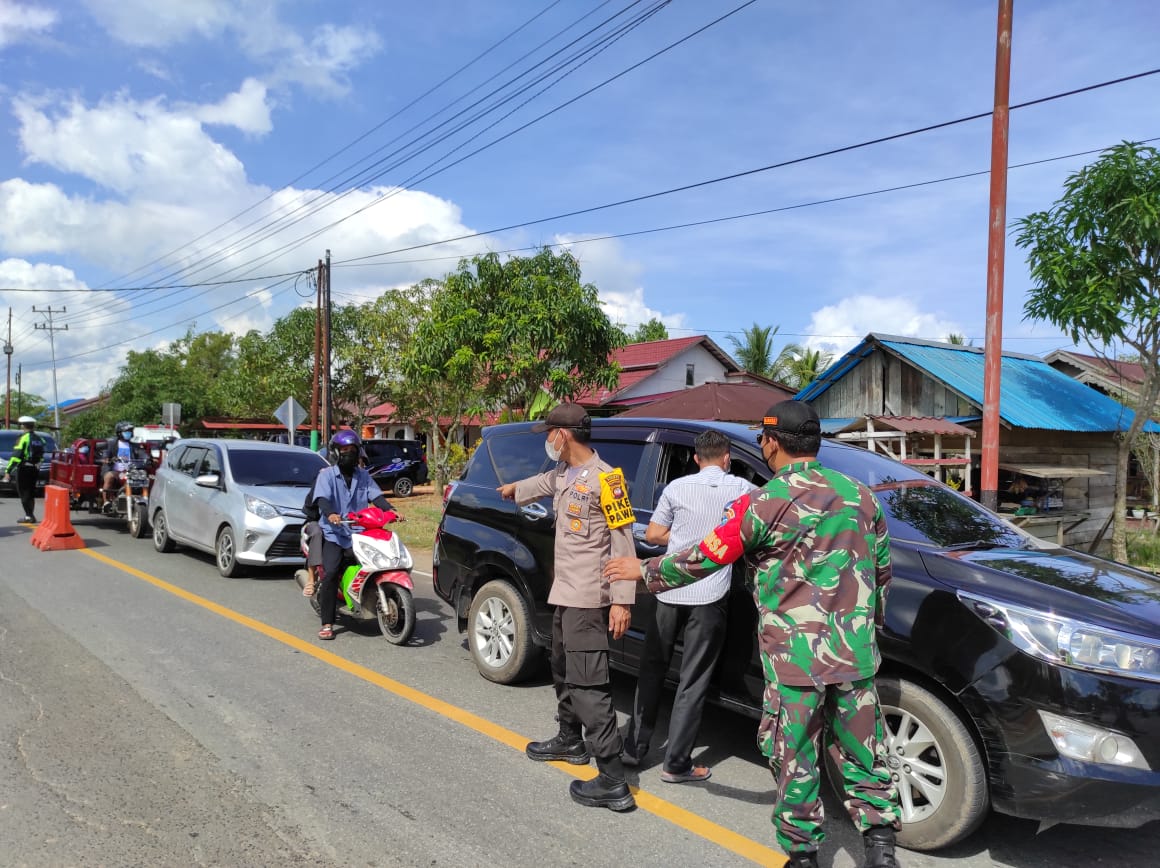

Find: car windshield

[0,431,56,455]
[228,449,326,486]
[820,442,1027,548]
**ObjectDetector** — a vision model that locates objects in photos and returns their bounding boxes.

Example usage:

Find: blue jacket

[312,465,385,547]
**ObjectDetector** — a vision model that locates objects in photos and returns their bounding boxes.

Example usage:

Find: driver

[311,429,393,640]
[101,421,150,512]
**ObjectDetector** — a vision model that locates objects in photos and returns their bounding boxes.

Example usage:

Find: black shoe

[785,852,819,868]
[18,515,35,523]
[569,774,635,811]
[863,826,899,868]
[526,732,590,764]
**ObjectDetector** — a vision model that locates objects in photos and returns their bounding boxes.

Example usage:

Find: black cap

[531,403,591,433]
[761,400,821,435]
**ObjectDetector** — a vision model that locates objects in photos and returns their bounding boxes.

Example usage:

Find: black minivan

[0,428,58,495]
[433,418,1160,852]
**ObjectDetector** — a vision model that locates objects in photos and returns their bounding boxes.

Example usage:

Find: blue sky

[1,0,1158,408]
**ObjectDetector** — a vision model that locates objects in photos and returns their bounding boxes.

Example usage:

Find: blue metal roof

[798,334,1157,433]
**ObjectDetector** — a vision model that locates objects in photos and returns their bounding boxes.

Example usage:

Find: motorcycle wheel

[128,502,148,538]
[376,584,415,645]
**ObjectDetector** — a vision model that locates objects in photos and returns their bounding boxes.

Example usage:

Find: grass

[388,485,443,553]
[1126,530,1160,572]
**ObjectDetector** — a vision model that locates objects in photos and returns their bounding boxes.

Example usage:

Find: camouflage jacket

[642,459,891,688]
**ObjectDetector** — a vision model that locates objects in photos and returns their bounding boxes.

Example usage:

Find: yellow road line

[80,547,785,867]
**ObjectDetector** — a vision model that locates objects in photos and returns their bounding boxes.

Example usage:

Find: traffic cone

[30,484,85,551]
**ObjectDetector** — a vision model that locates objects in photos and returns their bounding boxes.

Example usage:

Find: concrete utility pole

[311,260,322,452]
[980,0,1013,512]
[33,305,68,432]
[4,308,12,428]
[320,250,333,451]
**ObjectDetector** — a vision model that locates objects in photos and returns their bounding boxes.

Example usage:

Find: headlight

[1037,710,1150,770]
[356,541,393,570]
[244,495,279,520]
[960,591,1160,683]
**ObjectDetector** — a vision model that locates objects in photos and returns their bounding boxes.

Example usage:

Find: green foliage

[784,347,834,390]
[946,332,971,346]
[629,318,669,343]
[727,323,802,382]
[1126,530,1160,571]
[2,391,48,425]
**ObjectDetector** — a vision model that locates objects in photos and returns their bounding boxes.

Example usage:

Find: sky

[1,0,1159,414]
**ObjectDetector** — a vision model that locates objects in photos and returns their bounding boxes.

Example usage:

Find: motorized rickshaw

[49,439,155,537]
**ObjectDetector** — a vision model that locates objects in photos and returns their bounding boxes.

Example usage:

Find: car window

[0,432,17,451]
[487,432,550,484]
[227,449,326,486]
[463,442,500,486]
[176,446,206,477]
[820,442,1026,548]
[364,442,399,463]
[591,440,647,495]
[200,447,222,476]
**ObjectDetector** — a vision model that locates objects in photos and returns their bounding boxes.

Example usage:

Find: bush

[1126,531,1160,570]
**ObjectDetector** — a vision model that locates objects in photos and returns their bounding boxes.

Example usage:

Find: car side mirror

[195,473,222,489]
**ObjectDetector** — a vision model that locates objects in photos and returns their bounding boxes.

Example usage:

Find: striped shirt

[652,465,756,605]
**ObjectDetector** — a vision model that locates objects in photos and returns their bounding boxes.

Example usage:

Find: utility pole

[980,0,1013,512]
[311,260,322,452]
[3,308,12,428]
[320,250,333,453]
[33,305,68,432]
[15,364,21,417]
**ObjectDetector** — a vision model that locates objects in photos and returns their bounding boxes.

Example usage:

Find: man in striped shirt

[622,429,756,783]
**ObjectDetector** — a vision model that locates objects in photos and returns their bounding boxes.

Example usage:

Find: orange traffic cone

[30,484,85,551]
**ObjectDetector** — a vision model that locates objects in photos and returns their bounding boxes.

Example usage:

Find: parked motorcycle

[294,506,416,645]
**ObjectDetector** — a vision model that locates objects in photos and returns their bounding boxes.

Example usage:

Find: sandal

[318,625,335,640]
[302,580,315,597]
[660,765,711,783]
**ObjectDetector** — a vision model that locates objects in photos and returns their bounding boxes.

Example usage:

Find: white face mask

[544,431,563,462]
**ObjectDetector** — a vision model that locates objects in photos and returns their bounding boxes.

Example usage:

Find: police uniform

[5,422,44,522]
[513,448,636,768]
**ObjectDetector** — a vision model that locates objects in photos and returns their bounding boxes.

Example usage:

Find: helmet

[17,415,36,427]
[329,429,361,451]
[115,420,135,436]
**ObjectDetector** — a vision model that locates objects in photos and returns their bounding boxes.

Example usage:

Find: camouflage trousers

[757,676,900,854]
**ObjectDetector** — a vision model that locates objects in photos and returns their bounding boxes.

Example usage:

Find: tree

[727,323,800,381]
[405,248,623,419]
[946,333,972,346]
[784,347,833,391]
[629,318,669,343]
[1015,141,1160,562]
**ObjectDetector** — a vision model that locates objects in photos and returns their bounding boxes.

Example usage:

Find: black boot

[863,826,899,868]
[569,773,635,811]
[785,852,819,868]
[525,731,590,764]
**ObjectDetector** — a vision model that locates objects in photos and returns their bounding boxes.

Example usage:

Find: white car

[148,438,327,577]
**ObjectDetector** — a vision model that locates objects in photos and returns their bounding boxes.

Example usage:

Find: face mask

[544,431,563,462]
[337,452,359,471]
[121,431,133,441]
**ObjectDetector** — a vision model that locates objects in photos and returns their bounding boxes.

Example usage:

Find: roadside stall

[997,463,1107,545]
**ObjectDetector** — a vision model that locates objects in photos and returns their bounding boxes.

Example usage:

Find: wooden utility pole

[4,308,12,428]
[981,0,1013,512]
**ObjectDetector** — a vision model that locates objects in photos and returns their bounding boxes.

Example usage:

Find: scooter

[294,506,416,645]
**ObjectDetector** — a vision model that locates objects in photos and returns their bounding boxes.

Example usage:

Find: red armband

[697,492,751,564]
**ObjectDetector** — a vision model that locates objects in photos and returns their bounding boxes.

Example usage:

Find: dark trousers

[319,540,354,626]
[624,596,727,774]
[551,606,623,773]
[15,465,38,519]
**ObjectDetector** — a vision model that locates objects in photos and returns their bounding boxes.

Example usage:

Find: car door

[184,444,225,548]
[165,445,206,541]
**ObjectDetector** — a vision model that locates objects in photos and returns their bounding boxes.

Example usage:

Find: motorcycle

[294,506,416,645]
[49,442,153,538]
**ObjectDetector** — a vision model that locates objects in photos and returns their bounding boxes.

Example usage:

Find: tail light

[442,481,458,509]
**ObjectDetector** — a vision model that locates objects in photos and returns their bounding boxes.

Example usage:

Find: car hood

[918,545,1160,636]
[235,482,311,513]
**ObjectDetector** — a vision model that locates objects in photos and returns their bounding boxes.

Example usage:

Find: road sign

[274,397,308,443]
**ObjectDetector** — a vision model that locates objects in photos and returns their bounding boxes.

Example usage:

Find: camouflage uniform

[642,458,900,855]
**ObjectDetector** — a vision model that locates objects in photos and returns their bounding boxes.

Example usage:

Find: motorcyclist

[101,421,150,512]
[311,429,393,640]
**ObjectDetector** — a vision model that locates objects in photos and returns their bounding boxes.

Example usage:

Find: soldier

[604,400,901,867]
[498,403,637,812]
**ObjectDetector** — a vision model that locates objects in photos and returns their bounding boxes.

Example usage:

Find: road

[1,509,1157,867]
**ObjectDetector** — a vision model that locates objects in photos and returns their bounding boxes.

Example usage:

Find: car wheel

[467,579,537,684]
[393,476,414,498]
[873,677,988,851]
[215,526,243,578]
[152,508,176,552]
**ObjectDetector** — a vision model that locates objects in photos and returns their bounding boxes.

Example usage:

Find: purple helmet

[329,429,361,450]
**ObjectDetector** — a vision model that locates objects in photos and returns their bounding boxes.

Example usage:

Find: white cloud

[82,0,381,98]
[804,295,963,358]
[190,78,271,135]
[0,0,56,48]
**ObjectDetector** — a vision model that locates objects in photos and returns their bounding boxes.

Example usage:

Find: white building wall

[618,345,732,400]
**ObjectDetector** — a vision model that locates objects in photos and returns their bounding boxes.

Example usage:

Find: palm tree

[946,332,972,346]
[785,347,834,390]
[728,324,785,378]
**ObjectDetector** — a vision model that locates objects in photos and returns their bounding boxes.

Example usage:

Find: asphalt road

[1,505,1157,867]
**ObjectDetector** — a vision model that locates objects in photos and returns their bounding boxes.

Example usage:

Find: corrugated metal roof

[869,415,975,437]
[800,334,1157,433]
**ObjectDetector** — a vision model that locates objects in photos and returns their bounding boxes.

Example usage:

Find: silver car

[148,438,327,577]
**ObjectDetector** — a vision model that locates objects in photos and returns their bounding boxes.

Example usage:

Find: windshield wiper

[942,540,1007,552]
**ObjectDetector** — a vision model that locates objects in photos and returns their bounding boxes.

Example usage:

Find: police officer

[498,403,637,812]
[4,416,45,523]
[605,401,901,867]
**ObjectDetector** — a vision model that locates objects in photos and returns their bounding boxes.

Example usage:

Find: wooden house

[797,334,1156,549]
